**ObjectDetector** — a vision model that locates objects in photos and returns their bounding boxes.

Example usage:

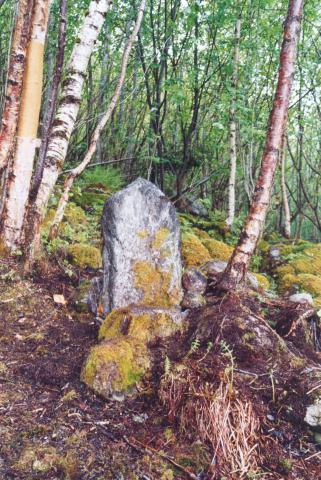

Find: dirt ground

[0,258,196,480]
[1,257,321,480]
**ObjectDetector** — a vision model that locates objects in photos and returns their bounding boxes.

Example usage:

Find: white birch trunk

[48,0,146,240]
[23,0,111,266]
[281,145,291,238]
[1,0,51,249]
[226,17,241,229]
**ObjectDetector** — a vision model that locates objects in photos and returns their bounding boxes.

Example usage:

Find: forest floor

[0,257,195,480]
[1,256,321,480]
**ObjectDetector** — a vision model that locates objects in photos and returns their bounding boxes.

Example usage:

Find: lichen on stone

[133,260,179,307]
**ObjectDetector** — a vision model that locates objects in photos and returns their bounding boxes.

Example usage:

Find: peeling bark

[0,0,34,175]
[48,0,146,240]
[23,0,111,269]
[1,0,51,250]
[220,0,304,290]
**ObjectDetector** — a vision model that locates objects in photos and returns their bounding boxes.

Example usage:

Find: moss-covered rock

[99,307,183,343]
[200,238,233,261]
[81,338,149,398]
[253,273,270,290]
[82,306,184,399]
[181,232,211,267]
[296,274,321,296]
[67,243,102,269]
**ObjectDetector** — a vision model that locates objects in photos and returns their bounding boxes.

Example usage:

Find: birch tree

[0,0,34,175]
[1,0,51,249]
[22,0,111,267]
[225,16,241,229]
[48,0,146,240]
[219,0,304,290]
[280,140,291,238]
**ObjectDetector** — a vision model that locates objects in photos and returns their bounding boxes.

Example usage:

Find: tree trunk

[219,0,304,290]
[0,0,34,175]
[48,0,146,240]
[1,0,51,250]
[280,139,291,238]
[22,0,111,269]
[32,0,67,195]
[226,16,241,229]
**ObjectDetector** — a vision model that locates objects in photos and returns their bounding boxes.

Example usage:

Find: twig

[305,450,321,461]
[124,436,199,480]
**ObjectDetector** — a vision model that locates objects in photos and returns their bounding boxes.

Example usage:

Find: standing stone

[101,178,183,314]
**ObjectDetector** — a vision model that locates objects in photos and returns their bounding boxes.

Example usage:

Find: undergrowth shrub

[76,166,124,191]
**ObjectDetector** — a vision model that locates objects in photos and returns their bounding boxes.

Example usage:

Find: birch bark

[226,16,241,229]
[1,0,51,249]
[48,0,146,240]
[280,141,291,238]
[219,0,304,290]
[23,0,111,267]
[0,0,34,175]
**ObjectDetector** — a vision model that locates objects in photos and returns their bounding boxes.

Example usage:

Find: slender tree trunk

[0,0,34,175]
[32,0,67,194]
[226,16,241,229]
[22,0,111,269]
[48,0,146,240]
[219,0,304,290]
[280,138,291,238]
[1,0,51,250]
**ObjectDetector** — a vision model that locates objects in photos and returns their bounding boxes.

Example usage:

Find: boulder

[182,268,207,294]
[101,178,183,314]
[82,179,184,399]
[81,306,185,400]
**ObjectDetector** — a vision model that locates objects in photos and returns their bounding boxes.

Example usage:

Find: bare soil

[0,257,321,479]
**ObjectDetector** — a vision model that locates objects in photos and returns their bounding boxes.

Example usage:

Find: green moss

[99,308,182,343]
[67,243,102,269]
[296,274,321,296]
[81,338,149,394]
[63,202,87,225]
[181,232,211,267]
[253,273,270,290]
[200,238,233,261]
[276,264,296,278]
[133,260,180,307]
[277,273,299,294]
[192,228,211,240]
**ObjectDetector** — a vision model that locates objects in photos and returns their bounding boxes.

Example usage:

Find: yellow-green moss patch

[99,307,182,343]
[81,338,150,395]
[253,273,270,290]
[181,233,211,267]
[192,228,211,241]
[67,243,102,269]
[296,274,321,296]
[200,238,233,261]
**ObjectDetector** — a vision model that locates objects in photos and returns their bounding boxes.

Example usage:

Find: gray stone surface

[182,268,207,294]
[289,292,314,306]
[101,178,183,314]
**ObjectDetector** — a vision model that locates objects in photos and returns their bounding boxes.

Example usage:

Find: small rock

[202,260,227,275]
[305,398,321,428]
[289,293,314,306]
[181,292,206,309]
[182,268,207,294]
[53,294,67,305]
[133,413,148,423]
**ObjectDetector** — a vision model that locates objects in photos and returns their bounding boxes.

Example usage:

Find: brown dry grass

[160,369,260,479]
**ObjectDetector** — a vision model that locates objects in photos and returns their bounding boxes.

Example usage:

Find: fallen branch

[123,436,199,480]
